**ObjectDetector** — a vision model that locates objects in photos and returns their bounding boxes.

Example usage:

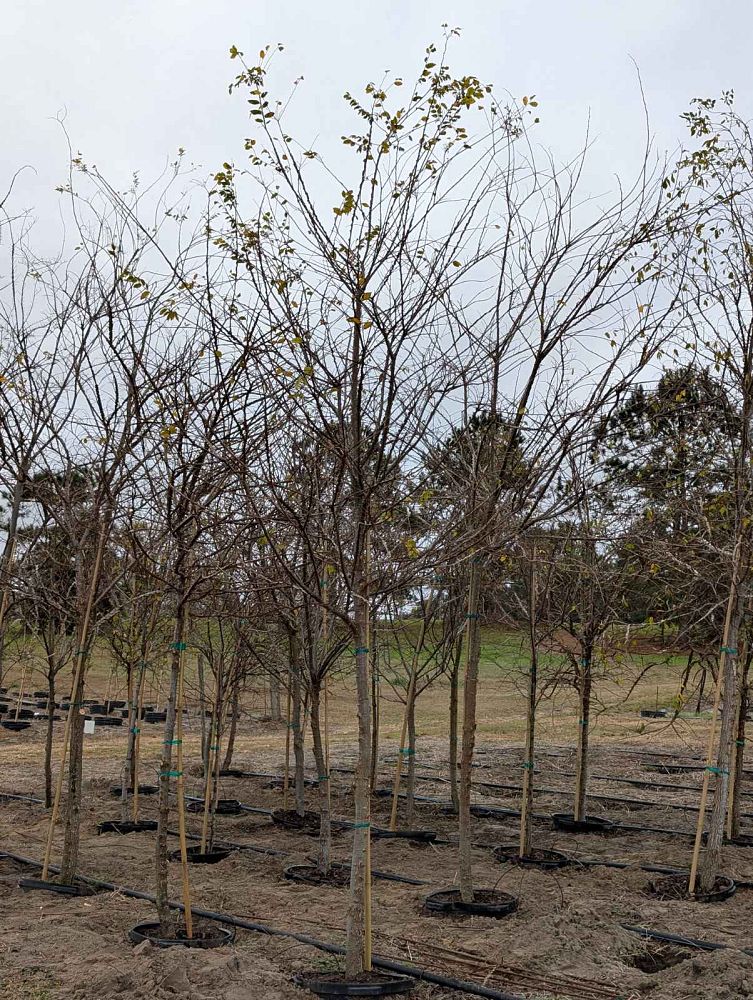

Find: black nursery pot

[19,877,98,897]
[15,709,35,720]
[219,768,247,778]
[186,798,243,816]
[128,920,236,949]
[493,844,571,869]
[283,863,350,887]
[109,784,159,798]
[725,833,753,847]
[551,813,615,834]
[144,711,167,724]
[293,972,415,997]
[424,888,519,919]
[88,716,123,727]
[1,720,31,732]
[169,845,233,865]
[645,873,736,903]
[97,820,158,835]
[640,709,668,718]
[271,808,346,835]
[370,827,437,843]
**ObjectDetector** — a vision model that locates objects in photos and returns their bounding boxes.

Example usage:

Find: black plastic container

[128,920,235,949]
[293,972,415,997]
[424,888,519,918]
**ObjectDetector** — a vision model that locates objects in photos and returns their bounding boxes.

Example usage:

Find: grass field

[0,624,704,761]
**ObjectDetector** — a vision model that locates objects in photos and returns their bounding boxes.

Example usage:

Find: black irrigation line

[0,791,44,805]
[168,829,430,886]
[328,765,751,819]
[0,849,527,1000]
[622,924,753,958]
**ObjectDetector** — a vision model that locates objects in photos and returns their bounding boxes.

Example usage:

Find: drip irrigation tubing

[168,829,429,885]
[330,764,752,814]
[0,849,529,1000]
[622,923,753,958]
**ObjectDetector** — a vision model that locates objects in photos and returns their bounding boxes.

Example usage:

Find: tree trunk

[197,652,209,774]
[369,636,380,792]
[448,635,461,814]
[290,627,306,816]
[519,548,538,857]
[222,679,240,772]
[697,610,743,892]
[727,641,750,841]
[310,680,331,875]
[60,671,85,884]
[270,671,282,722]
[405,692,416,828]
[689,527,747,895]
[44,668,56,809]
[122,659,147,822]
[573,651,592,822]
[458,563,481,903]
[345,529,372,975]
[155,601,186,934]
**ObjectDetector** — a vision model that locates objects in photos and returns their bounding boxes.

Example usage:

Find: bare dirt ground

[0,662,751,1000]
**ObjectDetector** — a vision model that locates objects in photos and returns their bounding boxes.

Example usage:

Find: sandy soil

[1,711,753,1000]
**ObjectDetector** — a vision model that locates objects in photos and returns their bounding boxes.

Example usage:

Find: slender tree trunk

[0,476,24,692]
[44,667,56,809]
[222,678,240,772]
[448,635,461,814]
[270,671,282,722]
[573,651,592,822]
[310,679,331,875]
[727,641,750,842]
[458,563,481,903]
[697,604,744,892]
[290,627,306,816]
[155,597,187,933]
[122,659,147,822]
[60,670,85,884]
[370,634,380,792]
[519,548,538,857]
[345,525,372,975]
[405,692,416,828]
[197,652,209,774]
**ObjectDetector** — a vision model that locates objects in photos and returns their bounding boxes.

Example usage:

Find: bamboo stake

[41,523,108,881]
[174,647,193,938]
[688,545,741,894]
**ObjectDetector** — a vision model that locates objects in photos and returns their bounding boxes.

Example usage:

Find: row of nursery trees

[1,39,753,969]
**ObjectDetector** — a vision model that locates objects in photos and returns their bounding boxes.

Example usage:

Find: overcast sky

[3,0,752,244]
